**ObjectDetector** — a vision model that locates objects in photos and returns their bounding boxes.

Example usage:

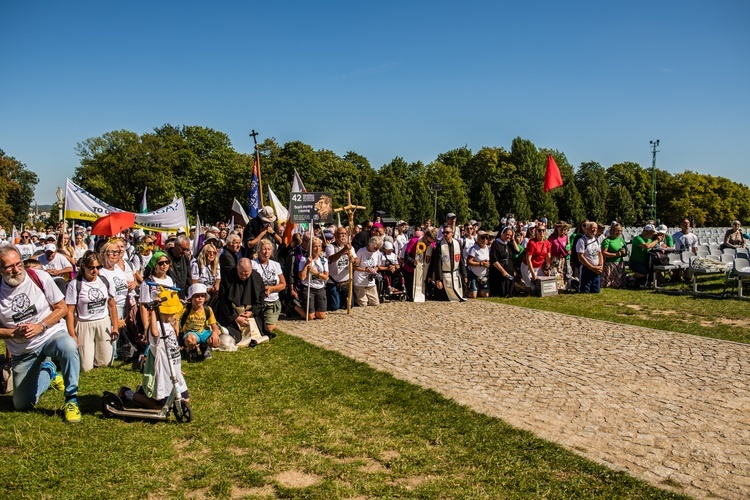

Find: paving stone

[279,300,750,499]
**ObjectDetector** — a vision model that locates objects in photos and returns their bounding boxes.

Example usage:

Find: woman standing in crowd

[56,231,77,269]
[100,241,132,334]
[65,251,118,371]
[252,240,286,333]
[353,236,383,307]
[521,221,552,292]
[490,226,517,298]
[601,222,628,288]
[73,232,89,261]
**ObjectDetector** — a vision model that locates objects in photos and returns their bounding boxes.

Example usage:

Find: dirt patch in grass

[391,475,430,490]
[232,485,275,498]
[380,450,401,461]
[185,487,208,499]
[222,425,244,435]
[275,470,322,488]
[357,457,387,473]
[227,446,248,455]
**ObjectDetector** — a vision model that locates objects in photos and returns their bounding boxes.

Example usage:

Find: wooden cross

[249,129,264,207]
[333,192,366,314]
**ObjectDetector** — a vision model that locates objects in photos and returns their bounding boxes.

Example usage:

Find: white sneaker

[249,335,270,347]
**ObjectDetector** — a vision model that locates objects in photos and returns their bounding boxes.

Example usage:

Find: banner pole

[305,216,313,321]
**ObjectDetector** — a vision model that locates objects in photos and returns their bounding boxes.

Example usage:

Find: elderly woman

[466,231,491,298]
[601,222,628,288]
[489,227,518,298]
[353,235,383,306]
[296,236,329,319]
[721,220,746,250]
[252,240,286,332]
[65,251,119,371]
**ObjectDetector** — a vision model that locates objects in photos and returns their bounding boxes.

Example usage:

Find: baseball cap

[644,224,656,232]
[656,224,668,234]
[446,212,456,219]
[382,241,394,250]
[44,243,56,252]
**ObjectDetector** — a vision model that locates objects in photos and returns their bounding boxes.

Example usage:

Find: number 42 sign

[289,192,333,224]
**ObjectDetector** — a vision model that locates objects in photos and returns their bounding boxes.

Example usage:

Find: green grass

[491,275,750,344]
[0,334,687,499]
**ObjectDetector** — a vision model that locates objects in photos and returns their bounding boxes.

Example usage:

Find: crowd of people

[1,207,747,423]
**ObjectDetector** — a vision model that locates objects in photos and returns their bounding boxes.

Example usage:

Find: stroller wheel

[399,293,407,302]
[173,400,193,423]
[101,392,123,418]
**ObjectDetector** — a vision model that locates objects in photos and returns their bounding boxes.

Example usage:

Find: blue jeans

[579,266,602,293]
[11,329,80,410]
[326,281,351,311]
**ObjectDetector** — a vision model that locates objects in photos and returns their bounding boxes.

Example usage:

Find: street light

[649,140,659,222]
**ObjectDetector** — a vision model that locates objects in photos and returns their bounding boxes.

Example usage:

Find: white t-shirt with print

[576,236,601,266]
[37,253,71,272]
[65,277,111,321]
[298,255,328,290]
[0,270,66,356]
[354,247,382,287]
[16,243,36,261]
[325,243,356,283]
[100,266,130,312]
[190,259,220,289]
[252,258,283,302]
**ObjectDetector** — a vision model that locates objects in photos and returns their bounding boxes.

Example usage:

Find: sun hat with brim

[187,283,208,300]
[259,206,277,223]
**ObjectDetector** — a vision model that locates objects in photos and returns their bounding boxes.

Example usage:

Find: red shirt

[526,238,551,268]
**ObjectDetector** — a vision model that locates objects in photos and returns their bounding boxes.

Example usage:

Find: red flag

[544,155,563,192]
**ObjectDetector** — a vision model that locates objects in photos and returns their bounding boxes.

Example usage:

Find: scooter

[101,285,192,423]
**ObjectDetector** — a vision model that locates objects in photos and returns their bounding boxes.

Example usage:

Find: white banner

[64,179,188,231]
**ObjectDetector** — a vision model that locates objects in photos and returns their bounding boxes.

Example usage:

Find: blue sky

[2,1,748,205]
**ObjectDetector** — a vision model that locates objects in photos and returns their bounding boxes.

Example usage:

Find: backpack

[72,274,111,298]
[179,304,212,332]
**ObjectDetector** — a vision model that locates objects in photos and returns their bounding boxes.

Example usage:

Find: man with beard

[0,246,81,422]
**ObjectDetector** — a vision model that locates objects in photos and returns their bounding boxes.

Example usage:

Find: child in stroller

[378,241,407,302]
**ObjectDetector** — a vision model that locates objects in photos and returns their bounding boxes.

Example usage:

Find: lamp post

[430,183,443,224]
[649,140,659,222]
[56,186,64,229]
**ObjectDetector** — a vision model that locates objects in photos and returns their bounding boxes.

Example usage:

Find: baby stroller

[378,267,407,302]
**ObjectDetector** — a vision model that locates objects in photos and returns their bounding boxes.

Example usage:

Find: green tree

[476,183,500,230]
[606,185,637,226]
[606,162,650,221]
[507,182,532,221]
[0,149,39,228]
[575,161,609,223]
[426,161,470,224]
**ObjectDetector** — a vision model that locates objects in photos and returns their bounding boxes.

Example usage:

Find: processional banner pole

[334,192,366,314]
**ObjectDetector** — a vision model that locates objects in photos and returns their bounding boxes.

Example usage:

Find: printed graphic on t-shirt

[10,293,37,323]
[87,287,107,314]
[113,276,128,296]
[165,333,181,361]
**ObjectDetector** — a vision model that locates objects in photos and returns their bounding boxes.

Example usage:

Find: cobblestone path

[279,299,749,499]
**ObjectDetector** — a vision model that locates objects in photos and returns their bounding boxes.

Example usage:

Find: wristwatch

[41,321,48,332]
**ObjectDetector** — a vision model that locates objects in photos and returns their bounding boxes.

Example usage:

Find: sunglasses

[157,260,170,266]
[86,265,103,271]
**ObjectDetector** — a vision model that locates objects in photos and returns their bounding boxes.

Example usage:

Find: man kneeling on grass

[0,245,82,423]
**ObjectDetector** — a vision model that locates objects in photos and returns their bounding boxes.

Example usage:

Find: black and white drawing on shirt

[164,333,181,361]
[10,293,37,323]
[112,276,129,296]
[87,286,107,314]
[259,265,278,288]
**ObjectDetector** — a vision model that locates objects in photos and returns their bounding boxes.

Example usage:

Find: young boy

[119,287,188,409]
[180,283,221,360]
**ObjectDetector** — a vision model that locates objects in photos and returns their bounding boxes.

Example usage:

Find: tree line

[4,124,749,230]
